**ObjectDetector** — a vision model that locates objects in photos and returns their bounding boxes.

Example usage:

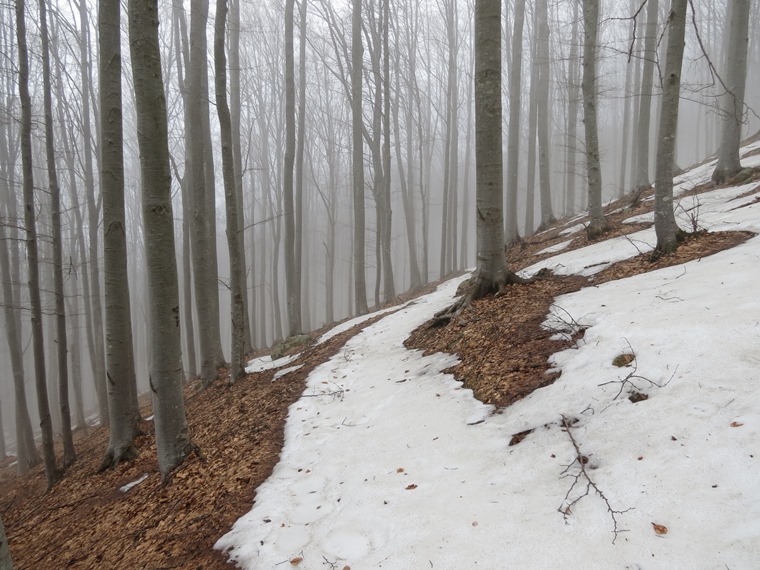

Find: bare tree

[128,0,194,476]
[0,512,12,569]
[215,0,245,381]
[505,0,526,244]
[583,0,607,238]
[536,0,554,229]
[712,0,751,183]
[39,0,76,468]
[633,0,659,199]
[654,0,688,254]
[352,0,369,314]
[16,0,59,488]
[99,0,142,469]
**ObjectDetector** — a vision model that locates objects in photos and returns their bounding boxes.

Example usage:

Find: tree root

[429,271,534,328]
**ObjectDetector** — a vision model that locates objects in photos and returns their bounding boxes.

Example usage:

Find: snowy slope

[217,157,760,569]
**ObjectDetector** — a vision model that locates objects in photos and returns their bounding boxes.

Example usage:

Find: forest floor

[1,167,759,569]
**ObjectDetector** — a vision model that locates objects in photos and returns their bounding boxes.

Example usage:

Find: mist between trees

[0,0,757,488]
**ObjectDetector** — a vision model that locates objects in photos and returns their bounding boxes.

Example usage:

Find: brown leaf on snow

[396,467,405,473]
[652,522,668,535]
[405,484,418,490]
[342,566,351,570]
[730,421,744,427]
[290,557,303,565]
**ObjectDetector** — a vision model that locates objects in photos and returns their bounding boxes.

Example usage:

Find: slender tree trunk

[128,0,194,477]
[78,0,109,428]
[583,0,606,237]
[214,0,245,382]
[654,0,687,254]
[352,0,368,314]
[40,0,76,468]
[505,0,525,243]
[99,0,141,469]
[618,0,637,197]
[524,19,539,235]
[228,0,250,354]
[189,0,216,385]
[633,0,659,197]
[565,0,580,215]
[16,0,59,488]
[536,0,554,229]
[381,0,395,299]
[295,0,307,327]
[283,0,301,336]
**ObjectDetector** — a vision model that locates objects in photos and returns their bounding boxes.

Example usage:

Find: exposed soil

[0,195,754,569]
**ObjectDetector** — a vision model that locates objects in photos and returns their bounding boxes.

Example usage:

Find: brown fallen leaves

[652,522,669,535]
[0,312,392,570]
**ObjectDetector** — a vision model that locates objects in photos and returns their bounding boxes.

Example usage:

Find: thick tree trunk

[712,0,750,183]
[0,513,12,570]
[654,0,687,254]
[128,0,194,477]
[99,0,142,469]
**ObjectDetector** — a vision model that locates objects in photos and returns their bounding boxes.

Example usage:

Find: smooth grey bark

[16,0,59,488]
[188,0,217,385]
[128,0,193,477]
[352,0,369,315]
[505,0,525,244]
[582,0,606,237]
[39,0,76,468]
[712,0,751,183]
[284,0,301,336]
[295,0,307,328]
[618,0,637,197]
[78,0,109,428]
[633,0,659,196]
[214,0,245,382]
[440,0,459,279]
[172,0,198,379]
[229,0,251,353]
[472,0,507,296]
[654,0,687,254]
[99,0,141,469]
[628,28,644,193]
[381,0,396,298]
[524,8,539,235]
[536,0,554,229]
[564,0,580,215]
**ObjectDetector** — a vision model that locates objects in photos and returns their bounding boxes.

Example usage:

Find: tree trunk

[565,0,580,215]
[16,0,59,488]
[128,0,194,477]
[654,0,687,254]
[284,0,301,336]
[0,513,12,570]
[505,0,525,244]
[583,0,606,237]
[472,0,507,296]
[618,0,637,197]
[524,12,539,235]
[295,0,307,328]
[99,0,142,469]
[352,0,368,314]
[40,0,76,468]
[188,0,217,385]
[381,0,395,298]
[214,0,245,382]
[712,0,750,183]
[536,0,554,229]
[633,0,659,197]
